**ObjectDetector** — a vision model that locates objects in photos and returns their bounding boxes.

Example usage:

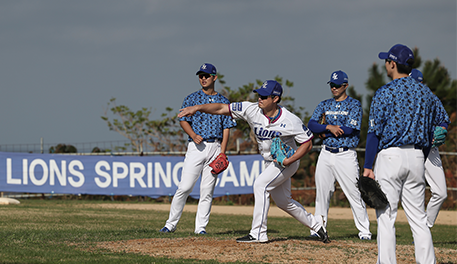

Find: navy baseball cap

[253,80,283,97]
[327,70,348,85]
[196,63,217,75]
[410,69,423,82]
[378,44,414,66]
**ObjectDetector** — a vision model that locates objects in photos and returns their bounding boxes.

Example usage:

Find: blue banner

[0,152,265,198]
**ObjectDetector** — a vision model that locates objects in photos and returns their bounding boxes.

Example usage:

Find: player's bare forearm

[178,103,229,117]
[282,140,312,166]
[220,128,230,154]
[180,121,203,144]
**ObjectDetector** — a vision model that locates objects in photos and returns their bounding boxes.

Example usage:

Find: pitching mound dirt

[96,236,457,263]
[90,203,456,263]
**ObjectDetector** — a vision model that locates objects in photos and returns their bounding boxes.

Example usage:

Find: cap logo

[201,64,207,70]
[388,54,397,60]
[262,82,268,89]
[332,73,338,80]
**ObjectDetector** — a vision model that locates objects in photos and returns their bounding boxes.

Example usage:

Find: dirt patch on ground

[90,203,456,263]
[96,236,457,264]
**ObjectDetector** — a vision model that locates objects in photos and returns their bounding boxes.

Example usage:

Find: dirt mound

[96,237,457,263]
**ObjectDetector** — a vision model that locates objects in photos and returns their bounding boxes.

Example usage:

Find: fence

[0,140,134,154]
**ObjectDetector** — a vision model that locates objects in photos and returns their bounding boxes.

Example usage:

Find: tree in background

[49,144,77,153]
[101,98,186,153]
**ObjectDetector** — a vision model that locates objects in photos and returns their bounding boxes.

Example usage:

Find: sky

[1,0,456,149]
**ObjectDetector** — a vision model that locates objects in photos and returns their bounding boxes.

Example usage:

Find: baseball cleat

[309,233,319,238]
[159,227,173,233]
[317,227,330,243]
[360,235,371,240]
[236,234,268,243]
[197,231,207,235]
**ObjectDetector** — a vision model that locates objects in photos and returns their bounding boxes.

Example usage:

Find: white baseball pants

[374,145,435,264]
[249,161,322,242]
[164,141,220,233]
[425,147,447,228]
[312,148,371,239]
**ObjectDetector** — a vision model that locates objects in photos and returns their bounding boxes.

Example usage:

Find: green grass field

[0,200,455,263]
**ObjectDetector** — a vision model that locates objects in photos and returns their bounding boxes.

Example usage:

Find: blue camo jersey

[310,96,362,148]
[179,90,236,141]
[368,77,447,150]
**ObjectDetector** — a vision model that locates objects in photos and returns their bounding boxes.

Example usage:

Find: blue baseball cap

[253,80,283,97]
[410,69,423,82]
[196,63,217,75]
[378,44,414,66]
[327,70,348,85]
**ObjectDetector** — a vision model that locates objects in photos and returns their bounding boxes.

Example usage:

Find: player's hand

[326,125,344,137]
[178,106,198,118]
[273,158,290,167]
[192,135,203,145]
[363,168,375,180]
[318,133,326,139]
[280,157,291,167]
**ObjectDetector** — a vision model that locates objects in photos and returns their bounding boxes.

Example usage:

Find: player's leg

[334,150,371,239]
[402,148,435,263]
[271,175,321,233]
[163,142,205,232]
[312,149,335,236]
[194,142,220,234]
[245,161,299,242]
[424,147,447,228]
[374,147,403,264]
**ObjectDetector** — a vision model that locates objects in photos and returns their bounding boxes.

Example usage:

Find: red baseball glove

[209,153,229,175]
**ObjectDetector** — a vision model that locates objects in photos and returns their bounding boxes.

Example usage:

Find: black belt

[324,146,349,153]
[203,138,219,142]
[396,144,422,150]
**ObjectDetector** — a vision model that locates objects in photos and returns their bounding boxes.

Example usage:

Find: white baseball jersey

[229,102,313,160]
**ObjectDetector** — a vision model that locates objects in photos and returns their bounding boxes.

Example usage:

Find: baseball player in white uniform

[410,69,450,228]
[159,63,236,234]
[363,44,448,263]
[308,70,371,240]
[178,80,330,243]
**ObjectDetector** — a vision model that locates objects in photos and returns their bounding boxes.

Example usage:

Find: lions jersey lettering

[254,127,282,140]
[326,110,349,116]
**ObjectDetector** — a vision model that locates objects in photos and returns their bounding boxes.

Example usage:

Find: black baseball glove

[357,176,389,209]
